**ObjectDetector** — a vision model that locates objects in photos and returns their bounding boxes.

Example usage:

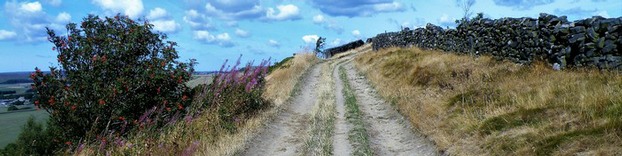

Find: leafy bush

[1,116,56,155]
[30,14,195,146]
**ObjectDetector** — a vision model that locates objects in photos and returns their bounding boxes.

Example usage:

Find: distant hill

[0,72,36,84]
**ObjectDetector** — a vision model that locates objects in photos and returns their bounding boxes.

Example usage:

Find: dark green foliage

[1,116,57,156]
[6,105,19,111]
[30,14,195,148]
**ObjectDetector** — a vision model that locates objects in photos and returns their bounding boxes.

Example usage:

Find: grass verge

[354,47,622,155]
[303,62,336,155]
[75,53,319,156]
[338,65,373,155]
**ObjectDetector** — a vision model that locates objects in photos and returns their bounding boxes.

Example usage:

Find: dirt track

[243,45,438,155]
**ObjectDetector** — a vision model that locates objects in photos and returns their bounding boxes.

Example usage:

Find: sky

[0,0,620,72]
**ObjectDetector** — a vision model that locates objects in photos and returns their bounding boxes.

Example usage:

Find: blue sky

[0,0,620,72]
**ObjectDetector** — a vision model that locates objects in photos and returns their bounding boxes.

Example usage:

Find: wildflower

[182,95,188,101]
[119,116,125,121]
[71,105,77,110]
[65,141,72,146]
[99,99,105,105]
[177,103,183,110]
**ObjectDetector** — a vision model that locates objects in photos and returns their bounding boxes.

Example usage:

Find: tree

[315,37,326,57]
[31,14,195,144]
[1,116,56,155]
[456,0,476,21]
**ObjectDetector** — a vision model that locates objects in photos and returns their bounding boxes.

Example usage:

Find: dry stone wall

[325,39,365,57]
[372,13,622,69]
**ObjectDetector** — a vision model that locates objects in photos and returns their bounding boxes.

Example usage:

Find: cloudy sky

[0,0,620,72]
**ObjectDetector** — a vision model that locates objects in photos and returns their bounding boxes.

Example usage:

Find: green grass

[185,74,214,88]
[0,110,49,148]
[338,66,373,155]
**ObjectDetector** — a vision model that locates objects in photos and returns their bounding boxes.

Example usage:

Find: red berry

[99,99,105,105]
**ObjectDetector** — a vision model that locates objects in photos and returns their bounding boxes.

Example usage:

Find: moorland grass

[354,47,622,155]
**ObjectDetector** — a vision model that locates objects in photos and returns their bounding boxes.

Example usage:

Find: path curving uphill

[242,44,439,156]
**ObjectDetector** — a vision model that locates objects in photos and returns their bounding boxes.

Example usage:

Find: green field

[0,110,49,148]
[186,74,215,88]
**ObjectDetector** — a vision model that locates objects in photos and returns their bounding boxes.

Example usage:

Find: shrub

[1,116,56,155]
[30,14,195,147]
[7,105,19,111]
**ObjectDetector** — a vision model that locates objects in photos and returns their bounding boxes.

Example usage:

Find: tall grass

[354,47,622,155]
[73,56,273,155]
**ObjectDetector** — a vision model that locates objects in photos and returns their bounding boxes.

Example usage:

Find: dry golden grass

[76,52,320,156]
[354,47,622,155]
[303,62,336,155]
[264,53,319,106]
[194,52,319,155]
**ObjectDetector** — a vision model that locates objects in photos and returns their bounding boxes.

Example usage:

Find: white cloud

[310,0,405,17]
[4,1,49,42]
[302,35,319,44]
[352,30,361,37]
[313,14,324,24]
[438,14,456,27]
[46,0,62,6]
[0,30,17,40]
[598,10,610,18]
[331,38,342,46]
[145,8,180,33]
[205,1,264,20]
[193,30,234,47]
[183,9,215,30]
[235,28,250,38]
[20,1,42,13]
[55,12,71,23]
[373,2,403,12]
[268,39,280,47]
[151,20,181,33]
[266,4,301,21]
[147,7,167,19]
[217,33,230,41]
[311,15,343,34]
[92,0,143,18]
